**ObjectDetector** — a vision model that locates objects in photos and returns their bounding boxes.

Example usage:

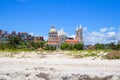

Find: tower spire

[76,26,78,31]
[80,24,82,29]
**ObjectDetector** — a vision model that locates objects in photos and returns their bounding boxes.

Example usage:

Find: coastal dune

[0,52,120,80]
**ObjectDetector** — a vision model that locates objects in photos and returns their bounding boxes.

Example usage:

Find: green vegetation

[95,43,120,50]
[0,36,120,59]
[9,36,21,48]
[60,43,84,50]
[0,36,119,52]
[95,43,105,50]
[0,36,46,51]
[44,44,56,51]
[84,51,98,57]
[66,50,104,58]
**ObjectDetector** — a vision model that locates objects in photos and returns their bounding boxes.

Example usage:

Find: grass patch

[65,50,83,58]
[66,50,111,58]
[84,52,97,57]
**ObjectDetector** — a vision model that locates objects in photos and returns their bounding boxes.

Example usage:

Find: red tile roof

[65,40,78,44]
[47,43,58,45]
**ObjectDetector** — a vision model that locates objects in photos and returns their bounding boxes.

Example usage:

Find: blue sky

[0,0,120,44]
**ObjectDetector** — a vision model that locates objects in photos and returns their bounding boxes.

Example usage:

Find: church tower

[48,25,59,48]
[76,24,83,44]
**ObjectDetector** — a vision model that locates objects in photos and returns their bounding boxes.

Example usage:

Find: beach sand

[0,52,120,80]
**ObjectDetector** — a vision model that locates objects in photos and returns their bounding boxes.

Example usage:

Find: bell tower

[76,24,83,44]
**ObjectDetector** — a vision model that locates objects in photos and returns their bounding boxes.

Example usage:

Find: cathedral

[47,25,83,49]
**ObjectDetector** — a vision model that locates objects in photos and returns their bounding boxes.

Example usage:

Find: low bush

[105,51,120,59]
[84,52,98,57]
[71,52,83,58]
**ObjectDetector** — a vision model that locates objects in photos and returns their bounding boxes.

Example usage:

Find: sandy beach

[0,52,120,80]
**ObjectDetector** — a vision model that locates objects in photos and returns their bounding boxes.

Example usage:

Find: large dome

[49,26,57,34]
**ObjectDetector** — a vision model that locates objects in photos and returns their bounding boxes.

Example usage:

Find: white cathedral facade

[47,24,83,49]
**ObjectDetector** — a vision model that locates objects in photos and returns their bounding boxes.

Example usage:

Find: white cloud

[109,27,115,31]
[83,30,116,45]
[29,32,34,36]
[84,31,104,45]
[35,35,39,36]
[44,36,48,41]
[100,28,108,32]
[106,32,115,37]
[90,31,102,37]
[68,35,76,39]
[100,27,115,33]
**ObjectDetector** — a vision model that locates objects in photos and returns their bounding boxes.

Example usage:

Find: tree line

[0,36,119,51]
[95,43,120,50]
[0,36,45,51]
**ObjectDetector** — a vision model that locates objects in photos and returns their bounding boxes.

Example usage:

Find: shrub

[44,44,56,51]
[105,51,120,59]
[68,51,83,58]
[74,44,84,50]
[84,52,98,57]
[95,43,104,50]
[60,43,72,50]
[49,46,56,51]
[60,43,84,50]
